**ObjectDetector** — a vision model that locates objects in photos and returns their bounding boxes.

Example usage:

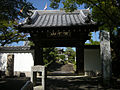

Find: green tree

[85,32,100,45]
[0,0,35,46]
[43,48,59,66]
[59,54,65,61]
[65,47,76,64]
[85,40,100,45]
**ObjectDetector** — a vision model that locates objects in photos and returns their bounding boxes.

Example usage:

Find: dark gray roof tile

[42,15,50,26]
[38,15,46,27]
[47,15,54,26]
[53,14,58,26]
[70,14,76,25]
[33,16,42,27]
[66,15,71,25]
[62,15,67,26]
[74,14,80,24]
[78,14,85,24]
[58,15,62,26]
[0,46,31,52]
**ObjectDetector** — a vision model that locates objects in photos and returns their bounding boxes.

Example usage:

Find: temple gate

[18,10,98,74]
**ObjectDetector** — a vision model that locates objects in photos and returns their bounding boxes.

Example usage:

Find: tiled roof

[20,9,96,28]
[0,46,32,53]
[0,45,99,53]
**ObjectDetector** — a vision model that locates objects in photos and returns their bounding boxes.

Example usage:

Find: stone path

[47,63,76,76]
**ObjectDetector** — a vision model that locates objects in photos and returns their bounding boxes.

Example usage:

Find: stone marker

[100,31,112,87]
[31,65,46,90]
[6,54,14,77]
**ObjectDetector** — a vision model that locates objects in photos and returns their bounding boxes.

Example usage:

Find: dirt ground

[0,76,120,90]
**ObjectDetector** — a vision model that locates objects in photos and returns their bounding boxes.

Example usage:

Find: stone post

[76,43,84,74]
[31,65,46,90]
[6,54,14,77]
[100,30,112,87]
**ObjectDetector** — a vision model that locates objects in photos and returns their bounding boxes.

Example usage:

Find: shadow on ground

[0,77,29,90]
[46,77,100,90]
[0,76,120,90]
[46,77,120,90]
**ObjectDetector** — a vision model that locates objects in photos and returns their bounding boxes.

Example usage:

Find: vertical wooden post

[76,43,84,74]
[6,54,14,77]
[34,43,44,65]
[100,30,112,87]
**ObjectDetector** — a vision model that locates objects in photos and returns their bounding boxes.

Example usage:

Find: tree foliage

[0,0,35,46]
[85,40,100,45]
[85,32,100,45]
[43,47,76,66]
[43,48,59,66]
[64,47,76,64]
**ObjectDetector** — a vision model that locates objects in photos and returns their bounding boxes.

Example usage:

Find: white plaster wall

[0,49,101,74]
[14,53,34,72]
[0,53,34,72]
[84,49,101,73]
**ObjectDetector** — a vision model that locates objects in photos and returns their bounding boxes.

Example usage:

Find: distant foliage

[64,47,76,64]
[43,48,59,66]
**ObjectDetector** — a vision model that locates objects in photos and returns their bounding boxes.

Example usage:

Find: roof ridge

[32,9,89,11]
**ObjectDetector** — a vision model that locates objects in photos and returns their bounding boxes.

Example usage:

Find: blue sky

[27,0,85,10]
[8,0,99,46]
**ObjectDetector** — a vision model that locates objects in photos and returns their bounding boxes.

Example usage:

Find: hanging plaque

[47,32,71,38]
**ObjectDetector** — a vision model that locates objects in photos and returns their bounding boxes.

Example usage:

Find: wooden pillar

[34,43,44,65]
[6,54,14,77]
[76,43,84,74]
[100,30,112,87]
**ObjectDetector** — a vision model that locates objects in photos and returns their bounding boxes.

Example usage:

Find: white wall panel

[84,49,101,73]
[14,53,34,72]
